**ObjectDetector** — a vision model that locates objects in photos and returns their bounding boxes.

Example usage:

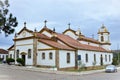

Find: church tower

[98,24,111,50]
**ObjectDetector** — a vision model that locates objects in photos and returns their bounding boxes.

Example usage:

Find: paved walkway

[1,64,120,76]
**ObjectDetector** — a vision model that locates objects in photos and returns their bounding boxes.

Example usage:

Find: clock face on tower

[22,31,26,37]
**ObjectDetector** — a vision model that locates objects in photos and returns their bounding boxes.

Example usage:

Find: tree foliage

[0,0,18,36]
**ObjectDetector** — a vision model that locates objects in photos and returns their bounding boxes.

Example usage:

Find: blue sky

[0,0,120,50]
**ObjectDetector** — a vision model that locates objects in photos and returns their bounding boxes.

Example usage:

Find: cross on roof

[24,22,26,27]
[68,23,71,29]
[44,20,47,27]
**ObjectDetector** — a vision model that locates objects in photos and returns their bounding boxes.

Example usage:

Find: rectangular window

[105,55,107,62]
[78,55,81,60]
[109,55,111,62]
[49,52,53,59]
[67,53,70,63]
[16,50,19,58]
[2,55,4,59]
[42,53,45,59]
[28,49,31,59]
[94,54,96,62]
[86,54,88,63]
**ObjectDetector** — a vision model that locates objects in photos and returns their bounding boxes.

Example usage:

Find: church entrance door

[22,55,26,66]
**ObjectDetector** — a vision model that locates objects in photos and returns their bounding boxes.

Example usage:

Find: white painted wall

[8,50,14,59]
[59,50,75,68]
[42,31,52,37]
[64,31,77,40]
[17,30,33,39]
[15,39,33,65]
[37,50,56,66]
[16,39,33,46]
[78,50,113,67]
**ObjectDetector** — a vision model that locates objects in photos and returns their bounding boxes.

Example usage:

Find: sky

[0,0,120,50]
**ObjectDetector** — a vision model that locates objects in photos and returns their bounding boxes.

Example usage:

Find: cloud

[1,0,120,50]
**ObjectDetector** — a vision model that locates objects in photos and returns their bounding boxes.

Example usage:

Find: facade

[0,48,8,61]
[8,22,113,70]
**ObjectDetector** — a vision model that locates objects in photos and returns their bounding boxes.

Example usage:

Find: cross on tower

[44,20,47,27]
[24,22,26,27]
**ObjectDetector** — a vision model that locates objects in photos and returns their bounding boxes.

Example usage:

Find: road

[0,64,120,80]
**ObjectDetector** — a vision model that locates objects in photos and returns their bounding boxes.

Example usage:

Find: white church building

[8,21,113,70]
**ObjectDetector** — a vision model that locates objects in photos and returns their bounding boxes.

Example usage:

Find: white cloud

[1,0,120,50]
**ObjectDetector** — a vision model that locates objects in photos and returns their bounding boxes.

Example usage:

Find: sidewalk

[1,64,119,76]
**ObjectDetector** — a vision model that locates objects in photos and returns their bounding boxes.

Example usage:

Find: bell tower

[98,24,111,50]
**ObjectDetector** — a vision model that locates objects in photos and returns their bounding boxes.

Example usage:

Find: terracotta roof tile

[0,49,8,54]
[56,33,110,52]
[79,36,100,44]
[36,33,51,39]
[38,39,75,50]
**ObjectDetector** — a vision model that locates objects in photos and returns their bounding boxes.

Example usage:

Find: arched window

[85,54,88,62]
[28,49,31,59]
[42,52,45,59]
[16,50,19,58]
[101,36,104,42]
[94,54,96,62]
[67,53,70,63]
[49,52,53,59]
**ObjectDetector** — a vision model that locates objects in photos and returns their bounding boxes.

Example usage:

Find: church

[8,21,113,70]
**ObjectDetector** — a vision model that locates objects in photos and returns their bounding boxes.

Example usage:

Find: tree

[0,0,18,36]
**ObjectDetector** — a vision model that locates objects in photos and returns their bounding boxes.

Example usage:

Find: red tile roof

[0,49,8,54]
[38,39,75,50]
[36,33,51,39]
[79,36,100,44]
[56,33,110,52]
[63,28,100,44]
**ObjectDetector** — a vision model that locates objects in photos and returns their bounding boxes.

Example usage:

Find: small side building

[0,48,8,62]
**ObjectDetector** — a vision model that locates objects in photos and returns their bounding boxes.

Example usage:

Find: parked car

[105,65,117,73]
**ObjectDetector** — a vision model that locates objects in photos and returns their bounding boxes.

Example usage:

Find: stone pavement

[1,64,120,76]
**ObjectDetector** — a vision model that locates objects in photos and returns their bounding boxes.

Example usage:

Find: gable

[41,30,52,37]
[16,29,33,39]
[64,30,77,39]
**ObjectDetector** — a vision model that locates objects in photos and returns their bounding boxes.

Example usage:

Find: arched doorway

[100,54,103,66]
[20,52,27,66]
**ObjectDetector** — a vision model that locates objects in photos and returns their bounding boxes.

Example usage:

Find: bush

[16,58,25,66]
[6,58,15,65]
[0,58,3,61]
[112,58,118,65]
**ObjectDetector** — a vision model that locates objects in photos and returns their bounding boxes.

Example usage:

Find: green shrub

[112,58,118,65]
[6,58,15,65]
[0,58,3,61]
[16,58,25,66]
